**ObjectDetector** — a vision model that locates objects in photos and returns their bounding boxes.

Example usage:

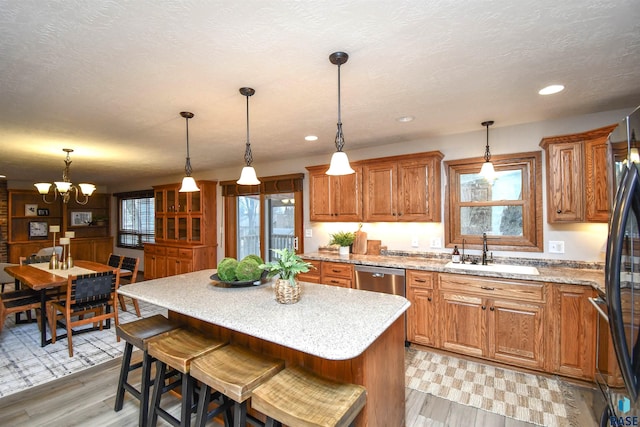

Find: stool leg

[194,384,211,427]
[265,418,280,427]
[139,352,154,427]
[233,401,247,427]
[115,342,133,411]
[148,360,166,427]
[181,373,193,427]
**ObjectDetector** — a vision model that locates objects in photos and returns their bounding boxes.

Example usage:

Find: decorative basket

[274,278,301,304]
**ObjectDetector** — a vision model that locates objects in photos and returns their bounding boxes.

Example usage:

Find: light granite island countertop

[118,269,410,426]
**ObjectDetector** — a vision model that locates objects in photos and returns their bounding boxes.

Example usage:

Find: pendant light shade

[480,120,496,182]
[237,87,261,185]
[178,111,200,192]
[326,51,355,176]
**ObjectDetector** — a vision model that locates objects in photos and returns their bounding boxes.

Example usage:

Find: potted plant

[330,231,355,256]
[260,248,314,304]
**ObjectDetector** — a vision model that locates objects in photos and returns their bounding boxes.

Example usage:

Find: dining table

[3,260,116,347]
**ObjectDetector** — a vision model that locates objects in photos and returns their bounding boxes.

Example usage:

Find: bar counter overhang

[118,269,410,426]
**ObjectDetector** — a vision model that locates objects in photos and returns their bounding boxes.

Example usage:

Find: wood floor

[0,350,601,426]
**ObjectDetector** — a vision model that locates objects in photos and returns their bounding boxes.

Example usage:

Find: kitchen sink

[444,261,540,275]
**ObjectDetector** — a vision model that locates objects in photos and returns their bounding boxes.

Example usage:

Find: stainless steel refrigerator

[597,105,640,426]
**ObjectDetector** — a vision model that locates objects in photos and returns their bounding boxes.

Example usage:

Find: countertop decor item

[34,148,96,205]
[352,223,367,254]
[329,230,355,255]
[260,248,314,304]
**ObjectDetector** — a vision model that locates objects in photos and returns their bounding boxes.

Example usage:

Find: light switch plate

[305,229,312,238]
[549,241,565,253]
[430,238,442,249]
[411,237,419,248]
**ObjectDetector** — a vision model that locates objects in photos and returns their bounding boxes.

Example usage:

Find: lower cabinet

[406,270,437,347]
[8,237,113,264]
[144,243,216,280]
[437,273,547,371]
[321,261,354,288]
[297,259,322,283]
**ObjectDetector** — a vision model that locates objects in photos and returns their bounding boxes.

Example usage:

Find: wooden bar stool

[252,366,367,427]
[190,344,284,427]
[114,315,181,427]
[147,328,227,427]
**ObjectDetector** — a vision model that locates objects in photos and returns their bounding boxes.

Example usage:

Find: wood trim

[539,124,618,149]
[223,196,237,258]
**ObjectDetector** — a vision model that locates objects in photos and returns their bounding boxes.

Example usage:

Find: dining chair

[0,263,18,293]
[48,271,120,357]
[0,288,42,333]
[118,256,141,317]
[35,246,63,259]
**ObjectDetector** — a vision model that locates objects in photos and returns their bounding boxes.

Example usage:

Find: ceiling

[1,0,640,187]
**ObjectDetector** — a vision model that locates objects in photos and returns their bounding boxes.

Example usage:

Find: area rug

[405,348,580,427]
[0,296,166,398]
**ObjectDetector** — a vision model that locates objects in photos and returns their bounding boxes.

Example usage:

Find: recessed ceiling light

[305,135,318,141]
[396,116,415,123]
[539,85,565,95]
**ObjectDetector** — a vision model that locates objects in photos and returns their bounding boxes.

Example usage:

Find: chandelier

[34,148,96,205]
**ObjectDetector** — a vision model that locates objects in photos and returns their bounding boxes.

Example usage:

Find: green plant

[259,248,314,286]
[329,231,355,247]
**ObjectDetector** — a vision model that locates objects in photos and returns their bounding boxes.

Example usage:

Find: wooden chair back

[120,257,140,284]
[107,253,123,269]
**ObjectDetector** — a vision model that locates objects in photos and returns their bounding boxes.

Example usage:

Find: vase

[339,246,350,256]
[274,278,301,304]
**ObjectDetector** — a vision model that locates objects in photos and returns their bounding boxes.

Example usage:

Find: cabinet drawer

[324,277,352,288]
[146,245,166,256]
[407,270,434,289]
[166,247,179,257]
[439,273,544,302]
[178,248,193,259]
[321,262,354,279]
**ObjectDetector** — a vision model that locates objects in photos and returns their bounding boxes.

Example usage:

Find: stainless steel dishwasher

[354,265,407,343]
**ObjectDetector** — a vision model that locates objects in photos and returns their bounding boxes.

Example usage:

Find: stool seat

[147,328,226,372]
[191,345,284,403]
[252,366,367,427]
[116,314,180,349]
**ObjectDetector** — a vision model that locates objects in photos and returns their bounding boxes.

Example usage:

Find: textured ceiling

[1,0,639,186]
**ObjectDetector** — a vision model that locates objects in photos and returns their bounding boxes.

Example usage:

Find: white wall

[37,107,630,269]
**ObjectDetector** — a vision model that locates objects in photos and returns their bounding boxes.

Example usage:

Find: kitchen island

[118,269,410,426]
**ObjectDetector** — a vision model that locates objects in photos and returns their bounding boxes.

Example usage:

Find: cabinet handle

[490,306,495,311]
[427,297,432,302]
[415,279,427,283]
[481,286,495,291]
[398,212,403,216]
[330,280,339,284]
[332,269,341,273]
[482,305,486,310]
[392,212,397,216]
[557,209,561,214]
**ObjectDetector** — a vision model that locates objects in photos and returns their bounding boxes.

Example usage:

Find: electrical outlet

[549,240,565,254]
[411,237,419,248]
[305,229,312,238]
[430,238,442,249]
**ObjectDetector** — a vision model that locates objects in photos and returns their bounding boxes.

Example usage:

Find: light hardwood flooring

[0,350,601,426]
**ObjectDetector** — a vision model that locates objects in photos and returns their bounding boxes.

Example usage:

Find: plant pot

[274,278,301,304]
[339,246,350,256]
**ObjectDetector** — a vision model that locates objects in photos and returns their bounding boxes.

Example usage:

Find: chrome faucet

[482,233,488,265]
[461,238,466,264]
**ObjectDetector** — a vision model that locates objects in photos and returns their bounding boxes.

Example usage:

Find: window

[445,151,542,252]
[221,174,304,261]
[115,190,155,249]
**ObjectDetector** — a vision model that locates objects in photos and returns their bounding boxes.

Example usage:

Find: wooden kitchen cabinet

[362,152,443,222]
[438,273,546,371]
[550,284,596,380]
[539,124,617,223]
[298,259,322,283]
[406,270,437,347]
[321,261,354,288]
[306,165,363,222]
[144,243,215,280]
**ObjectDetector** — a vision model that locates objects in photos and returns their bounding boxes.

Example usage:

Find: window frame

[444,151,543,252]
[115,190,155,250]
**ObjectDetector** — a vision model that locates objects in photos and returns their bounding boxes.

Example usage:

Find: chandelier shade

[35,148,96,205]
[237,87,261,186]
[178,111,200,193]
[326,51,355,176]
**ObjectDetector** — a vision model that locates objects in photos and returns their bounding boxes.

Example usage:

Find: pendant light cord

[244,93,253,166]
[184,115,193,177]
[482,120,494,163]
[335,62,345,153]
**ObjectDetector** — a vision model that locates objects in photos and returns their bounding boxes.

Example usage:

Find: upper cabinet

[306,165,363,222]
[306,151,443,223]
[363,152,442,222]
[153,180,216,245]
[540,124,617,223]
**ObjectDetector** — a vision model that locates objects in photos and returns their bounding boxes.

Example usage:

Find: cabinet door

[334,166,363,221]
[545,141,584,222]
[144,250,156,280]
[552,284,596,380]
[397,159,434,221]
[489,298,545,370]
[309,172,334,221]
[440,291,486,357]
[363,162,397,221]
[407,287,436,347]
[585,136,610,222]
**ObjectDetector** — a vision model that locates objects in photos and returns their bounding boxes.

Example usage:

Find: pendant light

[237,87,261,185]
[326,51,355,176]
[480,120,496,182]
[178,111,199,192]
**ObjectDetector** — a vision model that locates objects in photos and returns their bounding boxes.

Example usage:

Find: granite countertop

[118,269,410,361]
[301,252,605,292]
